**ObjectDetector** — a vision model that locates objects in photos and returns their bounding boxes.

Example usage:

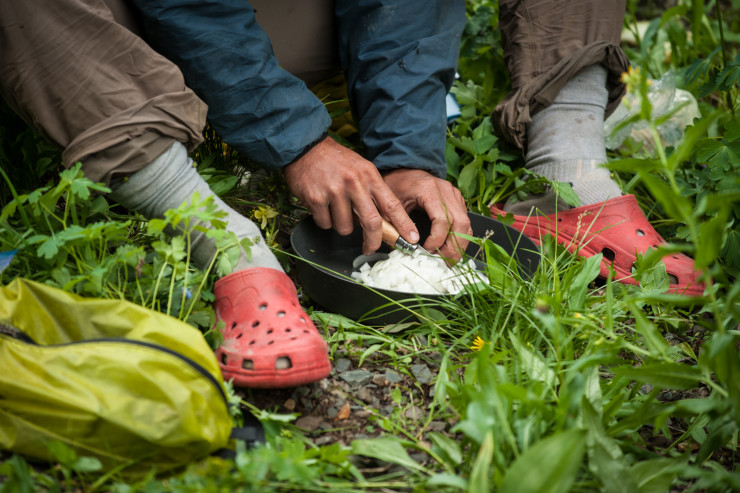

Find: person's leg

[495,0,627,214]
[491,0,704,295]
[0,0,331,385]
[505,64,623,215]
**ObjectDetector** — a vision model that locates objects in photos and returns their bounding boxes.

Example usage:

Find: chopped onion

[351,249,488,295]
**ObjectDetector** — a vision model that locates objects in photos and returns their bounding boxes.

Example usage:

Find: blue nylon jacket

[132,0,464,178]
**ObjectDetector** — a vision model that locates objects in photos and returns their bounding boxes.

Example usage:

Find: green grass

[1,1,740,491]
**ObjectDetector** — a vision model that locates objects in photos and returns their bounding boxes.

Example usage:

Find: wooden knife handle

[380,217,401,248]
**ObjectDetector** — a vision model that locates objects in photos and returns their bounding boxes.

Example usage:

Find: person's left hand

[382,169,471,262]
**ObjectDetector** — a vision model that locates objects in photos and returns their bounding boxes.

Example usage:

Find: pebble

[327,407,338,419]
[283,398,296,411]
[427,421,446,432]
[339,369,374,386]
[335,358,352,373]
[372,373,387,386]
[403,405,424,421]
[314,436,333,446]
[357,387,373,403]
[410,364,433,385]
[295,416,323,432]
[385,369,403,384]
[336,402,351,420]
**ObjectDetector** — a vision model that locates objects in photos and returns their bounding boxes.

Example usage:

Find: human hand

[283,137,419,255]
[382,168,471,262]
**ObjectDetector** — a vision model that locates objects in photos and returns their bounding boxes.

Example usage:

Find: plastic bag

[604,70,700,151]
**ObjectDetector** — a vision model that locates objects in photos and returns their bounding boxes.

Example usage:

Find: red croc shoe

[491,195,705,296]
[213,268,331,388]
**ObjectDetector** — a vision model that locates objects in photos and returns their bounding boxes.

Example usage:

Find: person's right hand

[283,136,420,255]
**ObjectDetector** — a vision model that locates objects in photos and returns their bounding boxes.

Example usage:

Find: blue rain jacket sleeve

[336,0,465,178]
[130,0,331,170]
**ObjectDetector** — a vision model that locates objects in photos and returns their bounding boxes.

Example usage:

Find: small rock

[295,416,323,432]
[385,369,403,384]
[355,409,371,419]
[327,407,338,419]
[427,420,446,432]
[410,364,433,385]
[336,402,351,420]
[357,387,373,403]
[335,358,352,373]
[372,373,387,386]
[381,405,395,416]
[300,397,315,412]
[283,398,296,411]
[403,405,424,421]
[339,369,374,386]
[314,435,333,446]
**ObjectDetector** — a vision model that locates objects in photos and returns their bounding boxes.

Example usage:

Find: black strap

[212,414,266,459]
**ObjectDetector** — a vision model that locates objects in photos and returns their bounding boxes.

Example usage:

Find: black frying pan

[290,210,540,325]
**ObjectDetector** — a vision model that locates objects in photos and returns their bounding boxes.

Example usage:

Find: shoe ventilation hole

[275,357,292,370]
[303,329,309,334]
[230,322,237,330]
[290,336,298,341]
[668,273,679,284]
[267,340,274,345]
[252,321,260,328]
[285,328,292,333]
[236,333,243,339]
[249,340,256,346]
[267,329,273,334]
[636,229,646,237]
[220,353,228,365]
[242,359,254,370]
[602,247,616,262]
[259,303,267,311]
[277,311,285,318]
[300,317,306,323]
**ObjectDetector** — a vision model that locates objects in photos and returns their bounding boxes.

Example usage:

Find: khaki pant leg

[0,0,207,185]
[493,0,630,150]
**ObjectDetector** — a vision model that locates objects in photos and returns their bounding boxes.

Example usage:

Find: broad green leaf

[512,337,556,387]
[666,110,719,173]
[612,362,703,390]
[458,160,482,199]
[568,254,602,311]
[695,205,730,270]
[426,473,468,490]
[551,181,580,208]
[582,398,636,493]
[351,437,426,473]
[469,430,494,493]
[500,429,587,493]
[627,302,671,359]
[637,173,692,222]
[428,431,462,467]
[631,458,686,493]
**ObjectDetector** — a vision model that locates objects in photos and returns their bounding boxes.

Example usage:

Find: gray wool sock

[505,64,622,215]
[109,142,283,273]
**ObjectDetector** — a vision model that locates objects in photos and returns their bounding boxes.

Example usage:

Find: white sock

[505,64,622,215]
[109,142,283,273]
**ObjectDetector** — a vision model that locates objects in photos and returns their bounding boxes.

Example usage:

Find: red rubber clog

[213,268,331,388]
[491,195,705,296]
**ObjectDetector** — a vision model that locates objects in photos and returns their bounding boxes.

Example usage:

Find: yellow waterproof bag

[0,278,246,474]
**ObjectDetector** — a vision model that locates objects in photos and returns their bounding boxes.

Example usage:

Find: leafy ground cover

[1,1,739,492]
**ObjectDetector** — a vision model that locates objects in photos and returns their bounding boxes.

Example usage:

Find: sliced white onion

[351,249,488,295]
